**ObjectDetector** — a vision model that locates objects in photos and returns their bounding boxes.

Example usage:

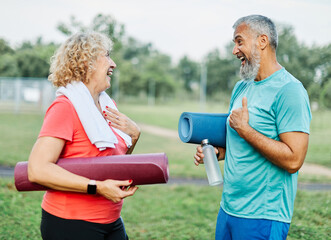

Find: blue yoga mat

[178,112,229,147]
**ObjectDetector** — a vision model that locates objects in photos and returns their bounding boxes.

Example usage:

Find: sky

[1,0,331,62]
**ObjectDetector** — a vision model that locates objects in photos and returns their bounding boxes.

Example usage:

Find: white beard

[239,46,260,80]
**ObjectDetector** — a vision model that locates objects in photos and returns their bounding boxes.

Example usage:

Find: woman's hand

[194,146,225,166]
[103,107,140,140]
[96,179,138,203]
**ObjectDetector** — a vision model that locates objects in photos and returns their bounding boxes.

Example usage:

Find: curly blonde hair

[48,32,113,87]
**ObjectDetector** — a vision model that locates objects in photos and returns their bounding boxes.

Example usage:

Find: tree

[140,53,176,98]
[204,49,238,96]
[277,24,318,88]
[57,14,125,52]
[0,39,18,77]
[320,80,331,109]
[14,39,57,78]
[176,56,199,92]
[0,38,14,55]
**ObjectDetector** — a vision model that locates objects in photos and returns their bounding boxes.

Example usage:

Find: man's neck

[255,54,282,81]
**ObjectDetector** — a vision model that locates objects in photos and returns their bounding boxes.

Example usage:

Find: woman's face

[90,50,117,92]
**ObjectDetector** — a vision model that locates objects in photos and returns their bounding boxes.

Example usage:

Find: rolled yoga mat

[15,153,169,191]
[178,112,229,147]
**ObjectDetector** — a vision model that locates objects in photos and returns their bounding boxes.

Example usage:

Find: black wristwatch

[87,180,97,194]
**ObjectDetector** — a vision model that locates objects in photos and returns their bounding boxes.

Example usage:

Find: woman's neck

[84,82,102,113]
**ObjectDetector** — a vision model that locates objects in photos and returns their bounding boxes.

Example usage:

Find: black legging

[40,209,129,240]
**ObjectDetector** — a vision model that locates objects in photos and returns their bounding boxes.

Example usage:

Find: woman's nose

[109,58,117,69]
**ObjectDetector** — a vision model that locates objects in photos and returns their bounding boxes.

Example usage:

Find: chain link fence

[0,77,55,114]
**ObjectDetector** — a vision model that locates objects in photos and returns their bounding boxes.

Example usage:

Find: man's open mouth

[238,55,246,66]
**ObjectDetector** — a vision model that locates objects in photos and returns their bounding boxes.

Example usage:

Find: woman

[28,32,140,240]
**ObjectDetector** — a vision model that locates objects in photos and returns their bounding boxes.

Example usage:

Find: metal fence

[0,77,56,114]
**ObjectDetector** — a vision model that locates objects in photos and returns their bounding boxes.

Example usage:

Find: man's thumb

[242,97,248,109]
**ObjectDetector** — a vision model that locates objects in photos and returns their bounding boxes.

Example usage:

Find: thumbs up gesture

[229,97,250,136]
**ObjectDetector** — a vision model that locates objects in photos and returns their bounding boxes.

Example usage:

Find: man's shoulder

[276,68,302,87]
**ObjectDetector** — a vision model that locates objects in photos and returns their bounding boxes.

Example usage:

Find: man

[194,15,311,239]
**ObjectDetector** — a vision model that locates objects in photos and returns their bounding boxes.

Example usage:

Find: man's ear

[258,34,268,50]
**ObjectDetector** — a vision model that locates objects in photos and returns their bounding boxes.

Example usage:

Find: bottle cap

[201,139,209,145]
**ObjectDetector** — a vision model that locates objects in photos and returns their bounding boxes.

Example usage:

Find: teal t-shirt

[221,68,312,223]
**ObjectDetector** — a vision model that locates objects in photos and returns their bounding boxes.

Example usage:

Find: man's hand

[229,97,250,136]
[194,145,225,166]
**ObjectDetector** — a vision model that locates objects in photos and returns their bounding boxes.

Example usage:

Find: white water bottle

[201,139,223,186]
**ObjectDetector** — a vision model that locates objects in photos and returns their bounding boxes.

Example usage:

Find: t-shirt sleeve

[274,82,312,134]
[39,97,74,141]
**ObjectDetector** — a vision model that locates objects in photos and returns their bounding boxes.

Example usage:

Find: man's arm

[229,97,309,174]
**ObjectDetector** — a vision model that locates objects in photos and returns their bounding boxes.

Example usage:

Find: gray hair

[233,15,278,50]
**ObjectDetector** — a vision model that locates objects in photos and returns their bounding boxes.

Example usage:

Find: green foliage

[320,80,331,109]
[0,54,19,77]
[0,39,14,54]
[308,82,322,102]
[0,38,57,78]
[205,49,239,96]
[277,25,317,89]
[175,56,200,92]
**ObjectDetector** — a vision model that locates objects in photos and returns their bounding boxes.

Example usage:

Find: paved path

[167,178,331,191]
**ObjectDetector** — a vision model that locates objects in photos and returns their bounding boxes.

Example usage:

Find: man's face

[232,23,260,80]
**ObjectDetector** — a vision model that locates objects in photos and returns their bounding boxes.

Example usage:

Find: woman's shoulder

[48,96,74,111]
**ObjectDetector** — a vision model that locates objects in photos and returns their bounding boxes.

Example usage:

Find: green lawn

[0,113,43,166]
[0,178,330,240]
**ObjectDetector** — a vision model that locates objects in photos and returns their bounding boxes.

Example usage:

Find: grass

[0,178,330,240]
[0,113,43,166]
[306,110,331,168]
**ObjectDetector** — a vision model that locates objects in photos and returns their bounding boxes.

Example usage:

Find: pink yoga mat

[15,153,169,191]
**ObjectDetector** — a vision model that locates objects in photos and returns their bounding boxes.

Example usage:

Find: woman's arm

[28,136,138,202]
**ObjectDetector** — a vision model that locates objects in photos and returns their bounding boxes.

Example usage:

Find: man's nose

[232,45,239,55]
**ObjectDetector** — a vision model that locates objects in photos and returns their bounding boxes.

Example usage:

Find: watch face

[87,180,97,194]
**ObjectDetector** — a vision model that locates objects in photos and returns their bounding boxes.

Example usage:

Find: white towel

[56,81,132,151]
